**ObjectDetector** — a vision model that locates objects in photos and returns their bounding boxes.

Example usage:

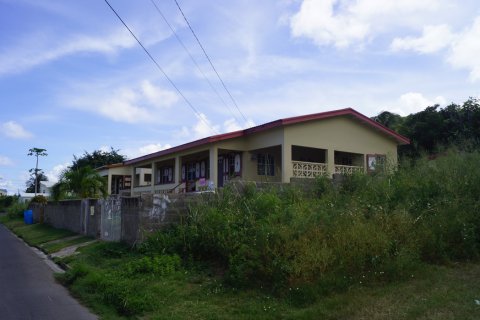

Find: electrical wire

[104,0,219,134]
[173,0,248,123]
[149,0,241,124]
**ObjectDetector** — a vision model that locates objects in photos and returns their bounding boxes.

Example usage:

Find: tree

[51,166,107,200]
[372,111,404,132]
[28,147,47,196]
[71,148,126,171]
[25,170,48,193]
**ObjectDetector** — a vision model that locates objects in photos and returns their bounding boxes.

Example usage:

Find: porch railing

[292,161,328,178]
[334,165,364,175]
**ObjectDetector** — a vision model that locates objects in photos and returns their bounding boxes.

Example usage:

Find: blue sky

[1,0,480,194]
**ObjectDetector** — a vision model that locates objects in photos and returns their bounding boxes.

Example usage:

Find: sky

[1,0,480,194]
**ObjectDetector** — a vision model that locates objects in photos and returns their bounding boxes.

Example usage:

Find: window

[257,154,275,176]
[144,173,152,182]
[367,154,386,173]
[158,166,173,184]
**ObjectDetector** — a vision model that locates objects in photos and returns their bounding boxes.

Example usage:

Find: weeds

[139,150,480,305]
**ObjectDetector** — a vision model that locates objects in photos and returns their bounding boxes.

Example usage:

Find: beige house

[100,108,409,196]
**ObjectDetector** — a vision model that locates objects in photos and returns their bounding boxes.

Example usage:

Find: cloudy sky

[1,0,479,194]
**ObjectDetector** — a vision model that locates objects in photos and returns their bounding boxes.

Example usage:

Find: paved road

[0,224,97,320]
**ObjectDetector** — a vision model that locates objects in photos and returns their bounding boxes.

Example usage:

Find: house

[96,163,132,196]
[101,108,409,196]
[39,181,55,196]
[0,188,7,196]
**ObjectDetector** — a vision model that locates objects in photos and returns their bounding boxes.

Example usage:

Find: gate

[100,196,122,241]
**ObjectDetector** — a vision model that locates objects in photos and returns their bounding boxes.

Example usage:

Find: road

[0,224,97,320]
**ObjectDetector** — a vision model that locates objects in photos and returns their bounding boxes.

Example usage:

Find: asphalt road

[0,224,97,320]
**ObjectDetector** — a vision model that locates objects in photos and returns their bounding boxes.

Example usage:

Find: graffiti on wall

[150,194,172,221]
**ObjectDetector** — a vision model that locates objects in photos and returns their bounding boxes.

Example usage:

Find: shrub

[6,200,28,219]
[143,150,480,300]
[30,195,48,205]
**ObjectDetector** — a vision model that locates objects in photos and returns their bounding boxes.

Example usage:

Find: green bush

[30,195,48,205]
[143,150,480,301]
[6,200,28,219]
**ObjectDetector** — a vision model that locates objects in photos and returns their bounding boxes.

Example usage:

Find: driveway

[0,224,97,320]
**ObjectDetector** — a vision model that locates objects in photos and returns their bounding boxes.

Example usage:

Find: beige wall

[128,116,400,190]
[283,116,398,181]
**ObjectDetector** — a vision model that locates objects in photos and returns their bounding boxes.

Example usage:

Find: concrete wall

[31,199,101,237]
[31,194,197,246]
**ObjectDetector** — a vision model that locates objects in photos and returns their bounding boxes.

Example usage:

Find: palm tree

[52,166,107,200]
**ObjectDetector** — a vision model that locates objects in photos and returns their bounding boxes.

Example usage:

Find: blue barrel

[24,210,33,224]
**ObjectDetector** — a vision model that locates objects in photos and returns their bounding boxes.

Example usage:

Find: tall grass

[141,151,480,304]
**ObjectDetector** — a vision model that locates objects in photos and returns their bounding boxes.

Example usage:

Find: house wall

[283,116,399,181]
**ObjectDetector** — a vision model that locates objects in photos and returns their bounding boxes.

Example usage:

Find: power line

[104,0,219,135]
[173,0,248,123]
[149,0,241,124]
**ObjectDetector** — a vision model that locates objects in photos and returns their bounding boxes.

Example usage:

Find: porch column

[107,174,112,195]
[281,143,292,183]
[150,162,155,193]
[174,156,180,185]
[209,146,218,188]
[327,149,335,177]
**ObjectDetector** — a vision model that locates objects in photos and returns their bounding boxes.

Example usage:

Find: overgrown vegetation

[373,97,480,158]
[139,150,480,306]
[3,150,480,318]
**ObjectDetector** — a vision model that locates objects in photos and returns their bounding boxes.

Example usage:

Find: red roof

[125,108,409,165]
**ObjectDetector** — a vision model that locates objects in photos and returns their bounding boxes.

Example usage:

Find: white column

[174,156,180,185]
[281,143,292,183]
[150,162,155,193]
[327,149,335,177]
[209,146,218,188]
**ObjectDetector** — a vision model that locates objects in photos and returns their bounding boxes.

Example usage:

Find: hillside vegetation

[141,151,480,301]
[51,150,480,318]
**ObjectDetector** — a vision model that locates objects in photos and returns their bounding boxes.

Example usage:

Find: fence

[30,180,321,245]
[30,193,195,246]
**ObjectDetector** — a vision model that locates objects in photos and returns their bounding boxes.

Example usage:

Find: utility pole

[28,148,47,196]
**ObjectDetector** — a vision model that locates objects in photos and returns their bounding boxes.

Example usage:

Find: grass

[54,240,480,320]
[2,150,480,319]
[40,235,93,253]
[1,217,75,246]
[2,214,480,319]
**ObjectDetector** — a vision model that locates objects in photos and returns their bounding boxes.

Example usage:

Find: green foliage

[25,171,48,193]
[0,195,17,212]
[30,195,48,205]
[373,98,480,158]
[142,150,480,302]
[6,200,28,218]
[71,147,126,171]
[124,255,182,276]
[52,166,107,200]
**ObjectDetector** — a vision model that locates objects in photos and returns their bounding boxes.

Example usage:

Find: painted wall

[283,116,399,181]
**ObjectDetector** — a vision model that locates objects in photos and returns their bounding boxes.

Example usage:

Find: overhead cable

[173,0,248,123]
[104,0,219,134]
[149,0,241,124]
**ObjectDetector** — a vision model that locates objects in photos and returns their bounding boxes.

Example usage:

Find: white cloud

[1,121,33,139]
[447,17,480,81]
[0,155,13,166]
[290,0,441,48]
[192,114,220,139]
[67,80,178,123]
[45,163,69,183]
[140,80,179,108]
[0,29,136,76]
[138,143,172,156]
[391,24,454,53]
[387,92,446,116]
[223,118,256,132]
